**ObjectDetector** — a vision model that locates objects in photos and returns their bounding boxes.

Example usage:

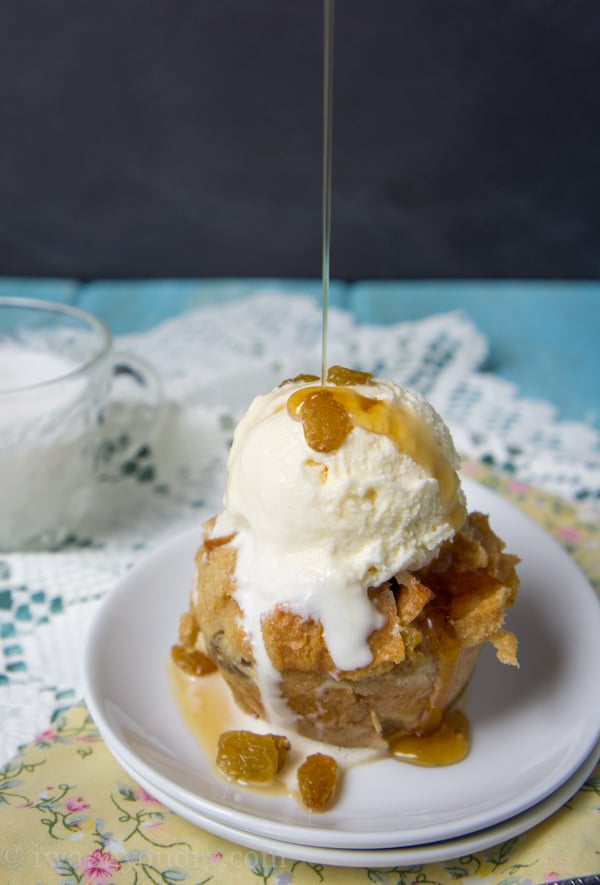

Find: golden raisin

[279,373,319,387]
[327,365,373,386]
[297,753,338,811]
[301,390,352,452]
[216,731,290,784]
[171,644,217,677]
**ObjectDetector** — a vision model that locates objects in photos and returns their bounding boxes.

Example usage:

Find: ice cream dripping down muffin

[177,367,520,753]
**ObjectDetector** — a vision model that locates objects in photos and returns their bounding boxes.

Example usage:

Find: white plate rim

[106,735,600,868]
[83,478,600,850]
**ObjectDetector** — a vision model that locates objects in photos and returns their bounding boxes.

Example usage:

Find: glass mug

[0,297,160,551]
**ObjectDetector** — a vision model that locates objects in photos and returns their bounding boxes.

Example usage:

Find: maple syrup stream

[315,0,468,765]
[321,0,333,386]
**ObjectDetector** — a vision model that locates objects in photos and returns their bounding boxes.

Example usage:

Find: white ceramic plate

[104,736,600,867]
[83,478,600,850]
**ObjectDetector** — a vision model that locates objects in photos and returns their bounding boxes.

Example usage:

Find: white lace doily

[1,291,599,763]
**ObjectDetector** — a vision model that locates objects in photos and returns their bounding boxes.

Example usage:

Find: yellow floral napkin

[1,463,599,885]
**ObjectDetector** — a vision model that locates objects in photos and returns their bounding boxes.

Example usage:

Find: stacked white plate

[84,480,600,868]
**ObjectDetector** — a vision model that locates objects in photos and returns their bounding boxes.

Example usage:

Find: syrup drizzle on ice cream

[287,371,466,532]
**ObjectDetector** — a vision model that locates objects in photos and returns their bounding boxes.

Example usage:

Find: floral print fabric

[0,703,598,884]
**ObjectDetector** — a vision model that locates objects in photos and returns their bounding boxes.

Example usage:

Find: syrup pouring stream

[321,0,334,386]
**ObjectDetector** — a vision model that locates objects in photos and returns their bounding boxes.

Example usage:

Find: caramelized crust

[396,577,434,626]
[180,511,520,748]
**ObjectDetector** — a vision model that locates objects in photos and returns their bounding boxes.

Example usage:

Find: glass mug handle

[96,352,163,481]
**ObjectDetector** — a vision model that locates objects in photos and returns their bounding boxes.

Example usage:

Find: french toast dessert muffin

[176,368,520,751]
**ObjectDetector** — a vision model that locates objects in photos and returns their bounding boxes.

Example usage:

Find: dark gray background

[1,0,599,280]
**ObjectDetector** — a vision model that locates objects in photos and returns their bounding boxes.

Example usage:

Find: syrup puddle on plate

[168,656,385,802]
[169,652,471,814]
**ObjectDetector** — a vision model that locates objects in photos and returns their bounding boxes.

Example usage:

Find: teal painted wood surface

[0,278,597,428]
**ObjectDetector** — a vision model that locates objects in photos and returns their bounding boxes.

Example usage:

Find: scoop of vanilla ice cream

[212,376,466,675]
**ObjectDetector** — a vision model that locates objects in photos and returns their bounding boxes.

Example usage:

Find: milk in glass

[0,347,110,549]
